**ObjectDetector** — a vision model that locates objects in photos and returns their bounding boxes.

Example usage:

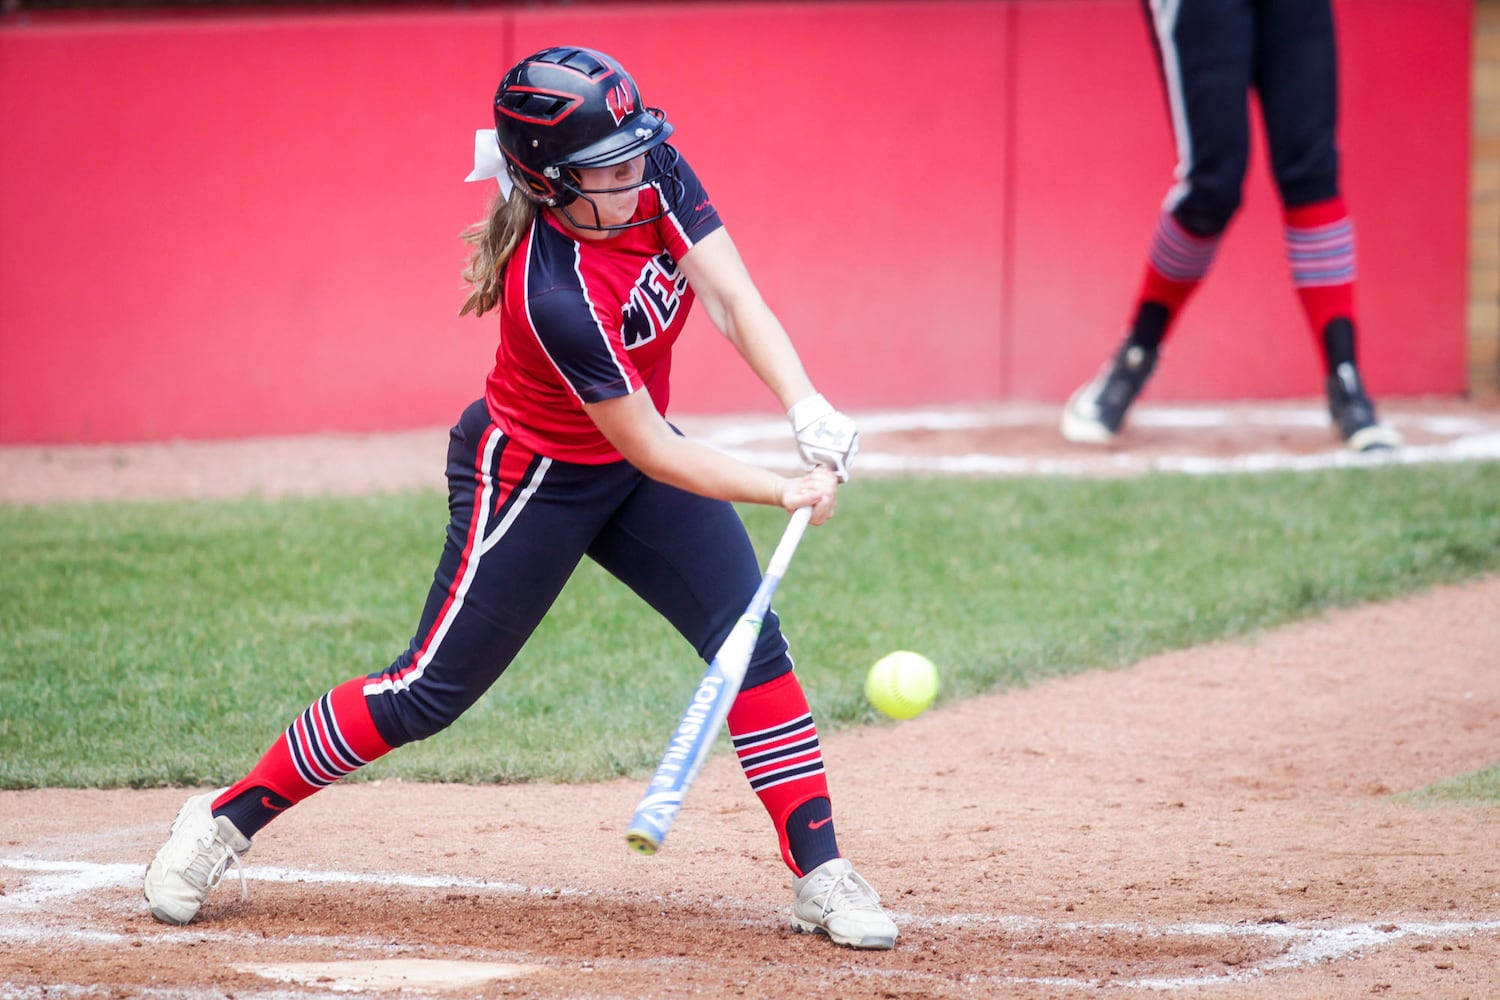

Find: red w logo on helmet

[605,81,636,126]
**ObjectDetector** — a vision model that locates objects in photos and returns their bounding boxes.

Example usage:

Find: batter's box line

[6,858,1498,992]
[917,911,1500,991]
[0,857,765,933]
[690,406,1500,478]
[712,441,1500,478]
[689,405,1500,440]
[0,857,578,908]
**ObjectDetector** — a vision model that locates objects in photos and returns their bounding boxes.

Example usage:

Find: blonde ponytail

[459,187,536,318]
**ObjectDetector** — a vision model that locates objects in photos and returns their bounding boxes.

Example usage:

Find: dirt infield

[2,400,1498,999]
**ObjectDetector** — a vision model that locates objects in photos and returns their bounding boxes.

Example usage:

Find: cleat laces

[810,867,883,921]
[175,822,249,903]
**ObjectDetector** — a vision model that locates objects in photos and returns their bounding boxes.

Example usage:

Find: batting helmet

[494,46,677,225]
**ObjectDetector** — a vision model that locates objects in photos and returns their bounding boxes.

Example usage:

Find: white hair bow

[464,128,514,198]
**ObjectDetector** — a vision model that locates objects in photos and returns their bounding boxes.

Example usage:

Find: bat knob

[625,830,661,856]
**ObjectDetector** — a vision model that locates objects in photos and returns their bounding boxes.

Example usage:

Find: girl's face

[562,155,648,236]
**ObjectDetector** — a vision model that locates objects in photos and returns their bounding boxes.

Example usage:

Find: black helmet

[494,46,676,224]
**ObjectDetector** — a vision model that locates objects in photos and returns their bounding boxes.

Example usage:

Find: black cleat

[1061,340,1159,444]
[1326,363,1401,452]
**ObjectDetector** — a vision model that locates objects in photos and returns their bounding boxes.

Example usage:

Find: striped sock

[727,671,836,876]
[1132,210,1222,347]
[1285,197,1357,370]
[212,676,392,837]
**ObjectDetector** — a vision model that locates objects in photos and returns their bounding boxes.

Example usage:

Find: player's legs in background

[589,477,896,948]
[1062,0,1253,443]
[1257,0,1399,450]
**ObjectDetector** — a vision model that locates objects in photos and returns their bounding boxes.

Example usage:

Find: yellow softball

[865,651,939,720]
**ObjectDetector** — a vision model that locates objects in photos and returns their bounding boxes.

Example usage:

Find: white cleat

[143,790,251,925]
[791,858,898,949]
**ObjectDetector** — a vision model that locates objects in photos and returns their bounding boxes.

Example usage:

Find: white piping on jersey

[522,232,586,406]
[572,239,635,391]
[654,178,695,249]
[521,224,635,404]
[362,431,551,697]
[1148,0,1193,213]
[528,223,633,401]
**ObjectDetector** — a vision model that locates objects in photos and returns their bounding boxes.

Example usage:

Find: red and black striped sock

[211,676,392,838]
[727,671,837,876]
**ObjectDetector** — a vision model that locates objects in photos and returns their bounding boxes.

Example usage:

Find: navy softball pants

[1142,0,1342,235]
[363,398,792,747]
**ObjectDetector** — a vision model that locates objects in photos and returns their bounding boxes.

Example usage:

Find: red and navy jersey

[484,153,723,464]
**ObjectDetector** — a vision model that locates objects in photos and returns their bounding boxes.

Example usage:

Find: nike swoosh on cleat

[808,816,833,830]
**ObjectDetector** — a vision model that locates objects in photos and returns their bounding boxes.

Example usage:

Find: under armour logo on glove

[787,393,860,482]
[805,418,847,444]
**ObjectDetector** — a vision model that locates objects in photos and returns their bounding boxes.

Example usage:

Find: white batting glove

[787,393,859,482]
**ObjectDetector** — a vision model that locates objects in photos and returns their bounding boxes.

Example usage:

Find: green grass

[2,461,1498,790]
[1398,764,1500,806]
[1392,761,1500,809]
[1404,767,1500,803]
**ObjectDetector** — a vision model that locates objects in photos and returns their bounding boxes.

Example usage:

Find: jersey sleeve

[654,151,723,257]
[522,284,638,405]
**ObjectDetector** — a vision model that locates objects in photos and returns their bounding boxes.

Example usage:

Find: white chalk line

[693,405,1500,477]
[3,858,1497,993]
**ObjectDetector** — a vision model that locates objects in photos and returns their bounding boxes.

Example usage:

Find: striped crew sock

[1130,209,1222,349]
[212,676,393,837]
[1284,197,1358,372]
[727,671,838,876]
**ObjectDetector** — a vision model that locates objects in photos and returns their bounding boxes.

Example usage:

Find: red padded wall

[0,11,510,442]
[505,2,1010,415]
[0,0,1471,444]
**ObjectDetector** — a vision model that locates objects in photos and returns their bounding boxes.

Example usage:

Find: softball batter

[145,44,897,950]
[1062,0,1401,452]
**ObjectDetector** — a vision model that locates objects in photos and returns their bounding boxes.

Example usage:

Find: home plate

[235,959,541,992]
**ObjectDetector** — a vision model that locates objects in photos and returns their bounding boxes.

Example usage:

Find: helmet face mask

[552,142,685,233]
[494,46,679,231]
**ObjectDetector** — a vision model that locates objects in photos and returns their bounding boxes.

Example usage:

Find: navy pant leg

[1254,0,1341,207]
[587,475,794,691]
[1145,0,1254,236]
[365,401,637,746]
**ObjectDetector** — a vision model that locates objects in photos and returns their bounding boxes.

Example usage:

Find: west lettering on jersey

[620,251,688,350]
[487,152,723,463]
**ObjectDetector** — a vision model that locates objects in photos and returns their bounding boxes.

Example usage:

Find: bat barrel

[623,506,814,856]
[623,660,742,854]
